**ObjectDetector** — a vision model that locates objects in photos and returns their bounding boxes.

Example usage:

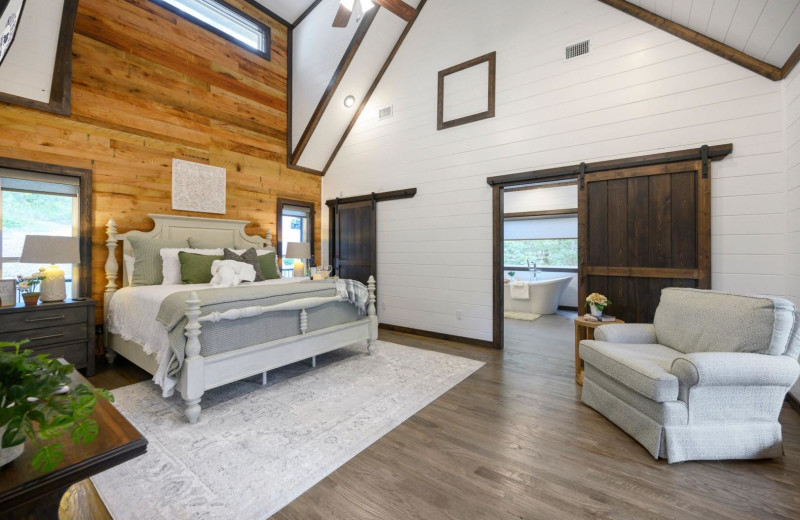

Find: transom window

[152,0,270,58]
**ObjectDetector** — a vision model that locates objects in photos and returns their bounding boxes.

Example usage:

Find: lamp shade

[20,235,81,264]
[285,242,311,259]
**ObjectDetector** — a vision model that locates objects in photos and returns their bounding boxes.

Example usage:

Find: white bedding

[106,278,305,396]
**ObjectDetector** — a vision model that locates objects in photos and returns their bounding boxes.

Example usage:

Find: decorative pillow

[188,236,235,249]
[123,254,135,286]
[179,252,224,284]
[128,236,189,286]
[161,248,224,285]
[223,248,264,281]
[258,251,280,280]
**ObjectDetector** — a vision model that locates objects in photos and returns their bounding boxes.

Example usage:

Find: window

[0,170,80,300]
[152,0,270,58]
[504,239,578,268]
[276,199,314,277]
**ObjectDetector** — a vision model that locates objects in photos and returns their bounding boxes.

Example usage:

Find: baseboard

[558,305,578,311]
[787,393,800,415]
[378,323,495,349]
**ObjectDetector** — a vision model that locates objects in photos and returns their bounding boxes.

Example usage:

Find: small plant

[585,292,611,311]
[17,270,46,293]
[508,271,516,279]
[0,341,113,471]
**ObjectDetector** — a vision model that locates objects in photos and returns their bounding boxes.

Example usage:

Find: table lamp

[20,235,81,302]
[285,242,311,278]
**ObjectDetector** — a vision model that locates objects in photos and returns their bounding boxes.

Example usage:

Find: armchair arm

[671,352,800,389]
[593,323,657,344]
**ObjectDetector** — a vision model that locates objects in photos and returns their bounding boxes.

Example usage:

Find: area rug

[91,340,483,520]
[504,311,541,321]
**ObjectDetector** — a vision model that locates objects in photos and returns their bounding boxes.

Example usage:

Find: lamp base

[40,265,67,302]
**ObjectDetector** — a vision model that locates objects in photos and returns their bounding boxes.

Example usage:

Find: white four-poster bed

[103,214,377,423]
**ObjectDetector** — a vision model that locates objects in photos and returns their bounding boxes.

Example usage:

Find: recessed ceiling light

[344,95,356,108]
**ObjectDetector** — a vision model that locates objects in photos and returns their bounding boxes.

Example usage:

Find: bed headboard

[104,214,274,311]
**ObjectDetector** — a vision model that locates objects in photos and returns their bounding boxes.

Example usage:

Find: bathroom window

[504,238,578,268]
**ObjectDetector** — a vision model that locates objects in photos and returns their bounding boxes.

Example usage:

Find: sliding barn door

[333,200,376,284]
[578,160,710,324]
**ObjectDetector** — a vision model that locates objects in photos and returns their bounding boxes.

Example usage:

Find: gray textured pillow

[128,235,189,286]
[223,248,264,281]
[188,236,235,249]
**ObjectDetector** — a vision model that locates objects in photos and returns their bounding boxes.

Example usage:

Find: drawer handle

[24,315,66,323]
[28,333,64,342]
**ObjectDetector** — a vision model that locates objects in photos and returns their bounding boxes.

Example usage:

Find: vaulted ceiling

[253,0,319,25]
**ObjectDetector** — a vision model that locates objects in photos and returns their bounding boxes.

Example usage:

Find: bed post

[182,292,205,424]
[266,228,273,247]
[367,276,377,355]
[104,219,119,364]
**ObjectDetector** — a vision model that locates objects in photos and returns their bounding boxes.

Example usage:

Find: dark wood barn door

[332,200,376,284]
[578,160,710,324]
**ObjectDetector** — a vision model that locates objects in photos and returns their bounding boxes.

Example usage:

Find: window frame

[0,157,92,298]
[276,198,315,270]
[150,0,271,60]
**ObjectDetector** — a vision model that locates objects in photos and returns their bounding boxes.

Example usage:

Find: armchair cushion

[580,341,681,402]
[670,352,800,389]
[594,324,657,344]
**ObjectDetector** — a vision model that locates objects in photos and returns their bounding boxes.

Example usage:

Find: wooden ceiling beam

[374,0,416,22]
[782,42,800,79]
[599,0,783,81]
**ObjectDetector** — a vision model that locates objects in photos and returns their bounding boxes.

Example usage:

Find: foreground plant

[0,341,113,471]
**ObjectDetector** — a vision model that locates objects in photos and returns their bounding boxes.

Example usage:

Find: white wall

[323,0,790,342]
[784,62,800,401]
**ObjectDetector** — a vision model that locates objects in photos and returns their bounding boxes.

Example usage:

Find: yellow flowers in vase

[585,292,611,317]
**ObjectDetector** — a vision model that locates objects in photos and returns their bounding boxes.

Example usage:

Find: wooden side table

[0,360,146,518]
[574,316,624,385]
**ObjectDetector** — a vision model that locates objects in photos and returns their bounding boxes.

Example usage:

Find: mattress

[107,278,362,396]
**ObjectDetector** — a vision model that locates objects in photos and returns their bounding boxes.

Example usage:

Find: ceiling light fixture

[344,95,356,108]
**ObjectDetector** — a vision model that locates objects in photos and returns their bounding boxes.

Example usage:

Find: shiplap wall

[785,64,800,400]
[323,0,789,342]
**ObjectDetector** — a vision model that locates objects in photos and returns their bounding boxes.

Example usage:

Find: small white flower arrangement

[585,292,611,317]
[17,269,47,294]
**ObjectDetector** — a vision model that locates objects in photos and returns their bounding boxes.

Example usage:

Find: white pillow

[123,254,135,286]
[160,248,223,285]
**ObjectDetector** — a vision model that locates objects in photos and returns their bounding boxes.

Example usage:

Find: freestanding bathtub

[503,276,572,315]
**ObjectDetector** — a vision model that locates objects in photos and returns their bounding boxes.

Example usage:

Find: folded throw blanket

[510,280,529,300]
[210,259,256,287]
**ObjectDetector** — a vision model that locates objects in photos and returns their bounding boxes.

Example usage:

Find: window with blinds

[0,169,80,299]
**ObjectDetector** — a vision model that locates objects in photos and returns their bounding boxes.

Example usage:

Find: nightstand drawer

[0,323,88,348]
[31,341,88,368]
[0,306,88,334]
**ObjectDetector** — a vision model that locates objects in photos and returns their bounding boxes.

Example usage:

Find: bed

[103,214,377,423]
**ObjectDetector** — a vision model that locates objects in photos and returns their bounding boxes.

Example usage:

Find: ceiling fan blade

[373,0,416,22]
[332,3,353,27]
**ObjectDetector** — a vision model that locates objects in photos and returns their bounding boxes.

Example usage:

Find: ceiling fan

[333,0,416,27]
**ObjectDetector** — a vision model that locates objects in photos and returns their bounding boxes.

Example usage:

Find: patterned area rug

[91,341,483,520]
[504,311,542,321]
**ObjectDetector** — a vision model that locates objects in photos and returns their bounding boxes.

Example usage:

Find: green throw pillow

[129,235,189,286]
[258,251,280,280]
[179,252,224,284]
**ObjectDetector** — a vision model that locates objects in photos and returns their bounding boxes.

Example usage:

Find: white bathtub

[503,277,572,315]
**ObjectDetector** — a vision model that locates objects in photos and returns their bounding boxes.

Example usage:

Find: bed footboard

[180,276,378,424]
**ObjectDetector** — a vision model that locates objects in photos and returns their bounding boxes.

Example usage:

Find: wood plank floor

[62,314,800,519]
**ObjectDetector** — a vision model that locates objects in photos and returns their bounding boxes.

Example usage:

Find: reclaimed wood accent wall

[0,0,321,323]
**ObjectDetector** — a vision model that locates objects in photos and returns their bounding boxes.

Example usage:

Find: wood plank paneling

[0,0,321,328]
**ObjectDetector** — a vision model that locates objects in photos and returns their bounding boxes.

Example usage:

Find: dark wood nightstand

[0,298,97,376]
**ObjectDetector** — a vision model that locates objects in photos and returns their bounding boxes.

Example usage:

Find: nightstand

[0,299,96,376]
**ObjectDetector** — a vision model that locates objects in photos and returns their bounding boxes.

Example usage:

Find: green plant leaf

[70,419,99,445]
[94,388,114,403]
[1,416,25,448]
[31,443,64,472]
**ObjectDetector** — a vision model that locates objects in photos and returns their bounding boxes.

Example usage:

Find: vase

[22,292,40,306]
[589,303,603,317]
[0,426,24,467]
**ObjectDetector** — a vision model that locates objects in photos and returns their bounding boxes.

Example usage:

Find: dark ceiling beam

[374,0,416,22]
[322,0,428,174]
[289,5,379,166]
[292,0,323,28]
[599,0,783,81]
[782,42,800,79]
[241,0,291,27]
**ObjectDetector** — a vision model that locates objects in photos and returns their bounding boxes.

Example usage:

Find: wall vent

[378,105,393,120]
[565,40,590,60]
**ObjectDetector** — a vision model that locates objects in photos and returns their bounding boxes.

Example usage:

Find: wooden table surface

[574,316,624,385]
[0,362,147,518]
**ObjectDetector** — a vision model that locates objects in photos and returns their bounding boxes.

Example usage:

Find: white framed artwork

[171,159,227,215]
[0,279,16,306]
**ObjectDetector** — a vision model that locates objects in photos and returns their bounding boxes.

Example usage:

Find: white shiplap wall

[785,61,800,401]
[322,0,789,342]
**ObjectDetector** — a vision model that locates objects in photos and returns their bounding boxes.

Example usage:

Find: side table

[574,316,624,385]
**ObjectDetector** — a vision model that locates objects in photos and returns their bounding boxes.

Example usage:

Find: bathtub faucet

[528,261,539,281]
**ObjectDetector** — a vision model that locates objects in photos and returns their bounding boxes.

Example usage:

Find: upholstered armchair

[579,288,800,463]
